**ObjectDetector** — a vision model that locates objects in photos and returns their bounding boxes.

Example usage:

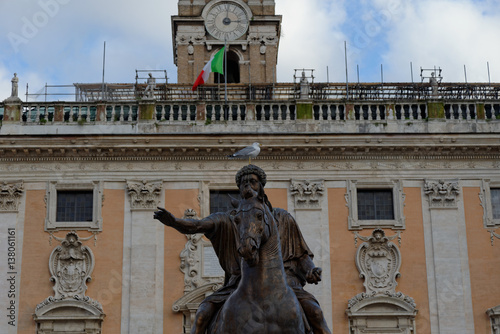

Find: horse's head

[232,196,272,267]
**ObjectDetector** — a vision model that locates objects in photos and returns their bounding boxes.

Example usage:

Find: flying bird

[228,142,261,164]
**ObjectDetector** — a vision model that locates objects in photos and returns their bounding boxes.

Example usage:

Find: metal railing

[23,82,500,103]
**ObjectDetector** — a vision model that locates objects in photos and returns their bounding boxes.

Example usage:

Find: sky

[1,0,500,100]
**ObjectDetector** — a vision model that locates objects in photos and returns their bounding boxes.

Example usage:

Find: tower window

[214,51,240,84]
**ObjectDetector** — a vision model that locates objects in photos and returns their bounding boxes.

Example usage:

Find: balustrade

[5,100,498,127]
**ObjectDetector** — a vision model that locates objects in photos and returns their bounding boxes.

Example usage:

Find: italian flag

[192,47,225,91]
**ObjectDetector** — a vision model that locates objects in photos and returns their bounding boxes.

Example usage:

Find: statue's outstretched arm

[154,207,215,234]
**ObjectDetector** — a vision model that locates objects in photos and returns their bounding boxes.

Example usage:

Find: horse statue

[211,195,307,334]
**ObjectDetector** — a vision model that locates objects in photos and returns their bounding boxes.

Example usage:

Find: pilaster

[289,179,333,330]
[423,179,474,334]
[126,180,164,333]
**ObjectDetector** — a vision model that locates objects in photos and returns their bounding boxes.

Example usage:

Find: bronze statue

[154,165,331,334]
[213,194,305,333]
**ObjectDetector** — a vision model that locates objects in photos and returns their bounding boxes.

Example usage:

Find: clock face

[205,2,249,41]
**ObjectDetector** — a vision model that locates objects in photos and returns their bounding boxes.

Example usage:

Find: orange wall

[398,187,430,332]
[328,187,431,332]
[18,190,54,334]
[163,189,201,333]
[329,188,360,333]
[464,187,500,333]
[89,189,125,333]
[18,188,125,333]
[266,188,288,210]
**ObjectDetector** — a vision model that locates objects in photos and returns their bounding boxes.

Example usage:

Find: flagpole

[224,38,228,115]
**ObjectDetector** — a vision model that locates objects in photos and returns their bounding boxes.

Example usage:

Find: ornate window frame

[346,179,405,230]
[45,181,103,232]
[481,179,500,229]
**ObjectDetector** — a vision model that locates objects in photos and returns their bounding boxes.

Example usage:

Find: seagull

[228,142,261,164]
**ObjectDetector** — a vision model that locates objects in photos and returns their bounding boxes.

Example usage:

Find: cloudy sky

[1,0,499,100]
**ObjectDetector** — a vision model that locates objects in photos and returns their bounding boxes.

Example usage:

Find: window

[210,190,240,214]
[56,191,93,222]
[357,189,394,220]
[480,180,500,228]
[492,188,500,220]
[346,180,405,230]
[45,181,103,231]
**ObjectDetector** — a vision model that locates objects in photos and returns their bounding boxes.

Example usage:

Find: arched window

[215,50,240,84]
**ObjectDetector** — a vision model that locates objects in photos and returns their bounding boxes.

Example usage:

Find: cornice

[0,134,499,162]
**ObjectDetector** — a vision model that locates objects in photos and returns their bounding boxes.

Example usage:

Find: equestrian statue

[154,165,331,334]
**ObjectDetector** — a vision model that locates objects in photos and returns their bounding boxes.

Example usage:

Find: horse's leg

[299,298,331,334]
[191,301,220,334]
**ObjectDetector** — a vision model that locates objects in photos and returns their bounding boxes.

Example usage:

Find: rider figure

[154,165,331,334]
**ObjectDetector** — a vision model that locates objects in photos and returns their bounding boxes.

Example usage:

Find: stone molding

[424,179,460,208]
[172,283,222,334]
[290,179,324,209]
[126,180,162,211]
[346,294,417,334]
[45,181,103,232]
[2,135,500,162]
[487,304,500,334]
[34,298,104,334]
[0,181,23,212]
[480,179,500,230]
[346,179,405,230]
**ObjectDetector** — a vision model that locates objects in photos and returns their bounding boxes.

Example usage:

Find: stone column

[125,180,164,333]
[289,179,333,330]
[423,179,474,334]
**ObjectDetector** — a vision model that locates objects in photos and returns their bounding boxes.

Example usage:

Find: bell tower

[172,0,281,85]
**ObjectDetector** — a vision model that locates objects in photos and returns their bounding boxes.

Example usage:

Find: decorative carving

[347,290,416,310]
[424,179,460,208]
[127,180,162,210]
[354,229,401,295]
[36,295,103,313]
[487,304,500,333]
[176,34,206,46]
[248,33,278,46]
[0,181,23,212]
[179,209,224,293]
[49,231,95,299]
[347,229,417,334]
[489,229,500,246]
[290,179,324,209]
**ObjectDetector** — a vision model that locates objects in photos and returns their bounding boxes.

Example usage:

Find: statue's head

[236,165,266,199]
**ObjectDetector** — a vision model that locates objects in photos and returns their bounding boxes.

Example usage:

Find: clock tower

[172,0,281,85]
